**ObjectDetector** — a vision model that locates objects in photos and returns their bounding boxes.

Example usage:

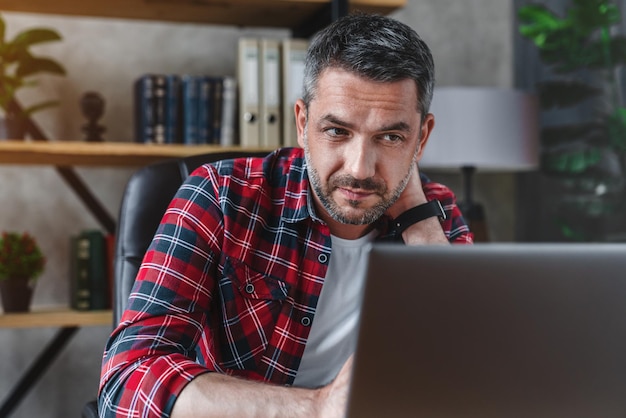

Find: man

[99,13,472,418]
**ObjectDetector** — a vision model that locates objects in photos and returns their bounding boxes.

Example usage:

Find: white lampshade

[420,87,540,171]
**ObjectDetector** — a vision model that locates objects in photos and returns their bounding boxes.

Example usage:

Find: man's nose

[344,139,376,180]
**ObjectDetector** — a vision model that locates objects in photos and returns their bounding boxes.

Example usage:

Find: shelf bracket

[15,101,116,235]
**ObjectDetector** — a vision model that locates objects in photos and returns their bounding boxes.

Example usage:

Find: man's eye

[380,133,403,142]
[325,127,349,137]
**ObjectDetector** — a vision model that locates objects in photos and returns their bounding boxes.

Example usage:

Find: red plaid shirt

[99,147,472,417]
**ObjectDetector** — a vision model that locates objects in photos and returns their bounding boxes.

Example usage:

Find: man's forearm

[171,372,320,418]
[401,217,449,245]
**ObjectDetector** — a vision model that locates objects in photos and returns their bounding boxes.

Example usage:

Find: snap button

[245,283,255,294]
[318,253,329,264]
[301,316,312,327]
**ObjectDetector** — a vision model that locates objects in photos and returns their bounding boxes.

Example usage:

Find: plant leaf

[10,28,62,49]
[16,57,66,78]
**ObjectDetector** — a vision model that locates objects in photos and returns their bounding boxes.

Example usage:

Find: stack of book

[134,37,310,148]
[134,74,237,146]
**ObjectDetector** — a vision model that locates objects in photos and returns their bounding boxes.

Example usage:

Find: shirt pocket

[216,256,291,369]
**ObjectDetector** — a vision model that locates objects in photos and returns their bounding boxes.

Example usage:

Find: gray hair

[302,13,435,119]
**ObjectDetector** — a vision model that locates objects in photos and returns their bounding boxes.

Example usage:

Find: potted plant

[517,0,626,241]
[0,231,46,312]
[0,13,66,139]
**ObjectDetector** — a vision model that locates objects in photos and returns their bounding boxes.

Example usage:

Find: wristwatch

[391,199,446,237]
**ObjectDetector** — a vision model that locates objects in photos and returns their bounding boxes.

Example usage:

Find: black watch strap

[392,199,446,236]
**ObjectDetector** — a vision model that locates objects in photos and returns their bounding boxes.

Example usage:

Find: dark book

[69,235,91,311]
[153,74,167,144]
[197,75,213,144]
[77,230,108,311]
[181,75,199,144]
[164,74,182,144]
[211,76,224,144]
[134,74,156,143]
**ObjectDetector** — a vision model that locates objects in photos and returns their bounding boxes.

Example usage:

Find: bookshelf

[0,308,112,328]
[0,141,274,167]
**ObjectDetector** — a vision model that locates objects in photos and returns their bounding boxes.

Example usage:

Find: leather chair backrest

[113,150,269,326]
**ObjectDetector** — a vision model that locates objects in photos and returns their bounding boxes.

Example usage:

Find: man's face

[296,68,432,231]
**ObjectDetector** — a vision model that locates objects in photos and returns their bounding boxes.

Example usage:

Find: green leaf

[542,146,602,174]
[9,28,62,49]
[15,57,65,78]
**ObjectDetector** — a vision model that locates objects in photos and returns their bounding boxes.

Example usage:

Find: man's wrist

[391,200,446,237]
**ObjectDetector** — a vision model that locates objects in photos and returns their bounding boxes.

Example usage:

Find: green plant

[0,232,46,281]
[0,13,66,125]
[518,0,626,240]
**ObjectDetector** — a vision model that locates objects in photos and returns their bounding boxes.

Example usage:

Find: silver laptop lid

[347,243,626,418]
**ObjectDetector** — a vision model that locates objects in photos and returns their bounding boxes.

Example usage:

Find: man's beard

[302,128,416,225]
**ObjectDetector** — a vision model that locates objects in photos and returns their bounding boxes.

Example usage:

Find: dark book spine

[134,74,156,143]
[164,74,182,144]
[197,76,213,145]
[70,235,91,311]
[211,77,224,145]
[181,75,198,144]
[80,230,108,311]
[153,74,167,144]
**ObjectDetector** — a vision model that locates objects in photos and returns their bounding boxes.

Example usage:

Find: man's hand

[386,162,448,245]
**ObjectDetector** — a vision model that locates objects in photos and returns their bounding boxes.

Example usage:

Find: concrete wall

[0,1,515,416]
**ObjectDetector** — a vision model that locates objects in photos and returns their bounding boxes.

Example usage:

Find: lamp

[420,87,539,241]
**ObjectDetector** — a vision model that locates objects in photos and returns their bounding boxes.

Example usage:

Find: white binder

[281,38,308,148]
[259,38,282,148]
[237,38,260,147]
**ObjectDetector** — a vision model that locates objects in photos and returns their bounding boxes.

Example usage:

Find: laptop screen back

[346,243,626,418]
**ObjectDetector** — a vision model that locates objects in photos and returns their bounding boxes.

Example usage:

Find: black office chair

[82,150,269,418]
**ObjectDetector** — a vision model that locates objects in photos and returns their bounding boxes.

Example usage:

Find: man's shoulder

[211,147,305,179]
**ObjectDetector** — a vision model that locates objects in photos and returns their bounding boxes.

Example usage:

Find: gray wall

[0,1,515,416]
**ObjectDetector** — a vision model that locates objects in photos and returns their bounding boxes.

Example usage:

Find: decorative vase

[0,276,34,313]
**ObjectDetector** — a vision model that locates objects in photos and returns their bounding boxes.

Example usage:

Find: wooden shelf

[0,0,405,29]
[0,308,112,328]
[0,141,275,167]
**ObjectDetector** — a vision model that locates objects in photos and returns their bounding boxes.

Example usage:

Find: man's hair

[302,13,435,117]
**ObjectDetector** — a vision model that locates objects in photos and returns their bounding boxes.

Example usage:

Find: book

[164,74,182,144]
[69,235,91,311]
[181,75,200,144]
[196,75,214,144]
[237,38,261,146]
[211,77,224,144]
[134,73,167,144]
[134,74,156,143]
[259,38,282,148]
[70,230,109,311]
[220,76,237,146]
[281,38,308,147]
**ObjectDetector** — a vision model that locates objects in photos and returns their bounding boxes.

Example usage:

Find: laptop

[346,243,626,418]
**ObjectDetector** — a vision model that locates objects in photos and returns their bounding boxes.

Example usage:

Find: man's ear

[415,113,435,162]
[294,99,307,148]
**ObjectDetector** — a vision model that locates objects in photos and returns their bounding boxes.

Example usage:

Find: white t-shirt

[292,230,376,388]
